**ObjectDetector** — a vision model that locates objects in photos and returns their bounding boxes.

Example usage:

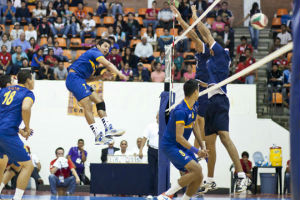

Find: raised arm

[97,56,128,81]
[171,5,204,53]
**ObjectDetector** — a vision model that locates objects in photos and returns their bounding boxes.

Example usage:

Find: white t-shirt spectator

[54,22,66,30]
[82,19,96,32]
[143,32,157,43]
[54,67,68,80]
[0,41,12,52]
[11,29,24,40]
[158,9,173,21]
[25,30,37,41]
[277,32,292,45]
[134,42,153,58]
[32,9,46,18]
[143,122,159,149]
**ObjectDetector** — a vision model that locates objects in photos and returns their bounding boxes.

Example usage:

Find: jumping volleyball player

[190,5,247,193]
[66,39,128,145]
[157,80,208,200]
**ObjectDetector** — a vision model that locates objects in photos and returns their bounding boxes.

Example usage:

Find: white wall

[24,81,289,188]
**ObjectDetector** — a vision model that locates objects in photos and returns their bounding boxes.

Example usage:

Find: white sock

[0,182,5,194]
[101,117,111,130]
[182,193,191,200]
[13,188,24,200]
[165,180,182,196]
[90,123,101,136]
[207,177,215,183]
[238,172,246,179]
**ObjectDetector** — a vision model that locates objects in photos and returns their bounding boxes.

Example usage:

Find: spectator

[108,36,120,52]
[67,139,89,185]
[122,47,138,70]
[158,28,173,51]
[51,16,71,38]
[267,63,283,99]
[97,0,108,17]
[0,26,4,39]
[143,1,159,29]
[133,62,150,82]
[15,1,30,24]
[54,61,68,80]
[114,140,130,156]
[134,37,154,64]
[0,34,12,53]
[109,0,123,17]
[53,41,68,62]
[2,0,16,25]
[0,1,7,18]
[236,36,253,61]
[42,37,54,56]
[27,37,40,61]
[183,64,195,81]
[273,54,288,71]
[114,25,126,49]
[113,14,128,33]
[282,62,291,105]
[244,48,257,84]
[235,56,246,83]
[46,1,58,23]
[173,51,184,81]
[143,25,157,51]
[31,48,46,78]
[157,1,173,29]
[61,4,73,24]
[25,23,37,41]
[74,3,87,23]
[69,0,84,7]
[218,1,234,27]
[139,113,159,195]
[121,62,133,81]
[49,147,80,195]
[69,15,81,38]
[45,49,58,68]
[101,141,120,163]
[12,32,31,52]
[212,15,225,33]
[20,57,30,69]
[107,47,122,70]
[12,45,28,72]
[269,37,282,53]
[179,0,191,22]
[102,25,115,40]
[32,1,46,26]
[37,17,51,37]
[207,3,219,18]
[175,29,188,52]
[80,13,96,43]
[284,160,291,194]
[220,24,234,58]
[240,151,252,179]
[0,45,12,75]
[53,0,65,15]
[191,0,208,13]
[126,12,140,40]
[134,137,147,163]
[277,24,292,45]
[151,62,165,82]
[154,51,165,67]
[10,22,24,40]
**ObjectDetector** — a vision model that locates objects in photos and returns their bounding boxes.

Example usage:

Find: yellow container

[270,146,282,166]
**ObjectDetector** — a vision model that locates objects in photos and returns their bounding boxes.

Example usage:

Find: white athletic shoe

[105,124,125,137]
[157,193,173,200]
[197,181,217,194]
[235,177,247,193]
[95,133,114,145]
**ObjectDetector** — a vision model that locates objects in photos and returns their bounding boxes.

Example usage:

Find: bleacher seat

[143,63,152,72]
[0,25,5,32]
[93,16,101,26]
[69,7,77,13]
[40,37,47,46]
[130,39,141,48]
[76,50,86,59]
[9,25,14,32]
[287,52,292,63]
[103,16,114,25]
[153,51,160,57]
[170,28,178,36]
[70,38,82,48]
[96,27,108,37]
[272,93,283,104]
[272,18,282,28]
[64,62,70,68]
[124,8,135,15]
[135,17,143,25]
[277,8,288,17]
[23,25,29,31]
[84,7,93,13]
[56,38,67,48]
[138,8,147,16]
[28,5,36,13]
[62,50,72,60]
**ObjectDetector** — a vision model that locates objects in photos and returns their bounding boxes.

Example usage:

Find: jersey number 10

[2,91,16,105]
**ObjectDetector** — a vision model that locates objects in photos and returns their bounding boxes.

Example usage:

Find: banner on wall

[67,81,103,117]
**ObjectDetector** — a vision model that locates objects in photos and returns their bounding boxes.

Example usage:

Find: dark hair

[55,147,64,154]
[88,12,93,17]
[183,79,199,97]
[240,36,247,41]
[98,39,111,46]
[78,139,84,143]
[239,56,246,63]
[281,24,287,28]
[222,1,228,5]
[250,2,259,14]
[17,70,32,84]
[275,37,281,41]
[245,48,252,52]
[0,75,11,88]
[108,36,115,42]
[241,151,249,158]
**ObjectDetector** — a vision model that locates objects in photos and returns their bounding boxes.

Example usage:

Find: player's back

[68,48,104,79]
[0,85,34,135]
[162,100,198,150]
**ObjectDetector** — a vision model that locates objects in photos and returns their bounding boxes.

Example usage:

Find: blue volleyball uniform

[0,85,34,163]
[195,43,210,117]
[66,48,105,101]
[205,42,231,136]
[161,99,199,172]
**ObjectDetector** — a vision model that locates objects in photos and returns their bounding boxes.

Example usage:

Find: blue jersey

[195,44,210,83]
[206,42,231,94]
[68,48,105,79]
[162,99,198,150]
[0,85,35,135]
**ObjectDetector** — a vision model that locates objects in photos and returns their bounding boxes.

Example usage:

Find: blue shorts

[205,94,229,136]
[0,132,30,163]
[197,86,208,117]
[161,142,197,172]
[66,72,93,101]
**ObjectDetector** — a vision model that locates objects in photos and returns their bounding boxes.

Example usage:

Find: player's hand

[119,73,128,81]
[191,5,197,19]
[76,177,80,184]
[139,151,143,159]
[170,5,182,20]
[197,149,209,158]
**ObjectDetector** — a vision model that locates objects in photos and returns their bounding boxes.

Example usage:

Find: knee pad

[96,102,106,111]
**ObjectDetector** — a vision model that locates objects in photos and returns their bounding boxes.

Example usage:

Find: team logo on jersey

[192,112,194,119]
